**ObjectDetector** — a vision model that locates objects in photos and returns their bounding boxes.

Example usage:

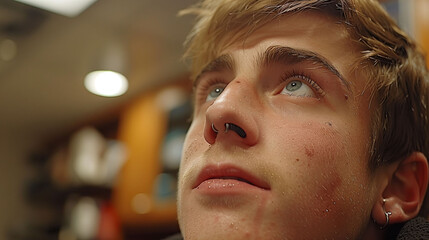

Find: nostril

[225,123,247,138]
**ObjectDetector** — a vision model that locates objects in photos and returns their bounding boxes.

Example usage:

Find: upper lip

[192,164,271,190]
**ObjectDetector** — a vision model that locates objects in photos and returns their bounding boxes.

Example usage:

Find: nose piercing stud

[211,123,246,138]
[225,123,246,138]
[211,123,219,133]
[225,123,230,133]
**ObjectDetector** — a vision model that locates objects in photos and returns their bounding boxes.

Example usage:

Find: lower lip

[194,178,268,195]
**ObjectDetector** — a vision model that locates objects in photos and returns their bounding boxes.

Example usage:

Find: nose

[204,79,259,146]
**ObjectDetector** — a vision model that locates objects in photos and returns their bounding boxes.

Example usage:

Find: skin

[178,11,383,240]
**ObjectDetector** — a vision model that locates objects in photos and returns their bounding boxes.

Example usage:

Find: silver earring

[380,199,392,230]
[211,123,219,133]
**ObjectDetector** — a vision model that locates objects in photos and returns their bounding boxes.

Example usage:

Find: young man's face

[178,11,379,239]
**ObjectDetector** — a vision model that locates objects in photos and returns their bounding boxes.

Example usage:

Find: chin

[177,197,287,240]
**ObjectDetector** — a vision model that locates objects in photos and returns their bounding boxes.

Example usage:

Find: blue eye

[286,80,302,91]
[281,77,316,98]
[206,86,224,101]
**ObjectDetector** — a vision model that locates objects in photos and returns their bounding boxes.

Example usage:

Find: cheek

[177,122,205,220]
[180,121,206,166]
[267,121,371,234]
[178,120,209,199]
[294,125,345,208]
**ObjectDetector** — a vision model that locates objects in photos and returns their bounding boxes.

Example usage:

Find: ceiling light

[84,70,128,97]
[14,0,97,17]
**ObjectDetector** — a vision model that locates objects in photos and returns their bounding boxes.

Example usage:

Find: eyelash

[280,71,325,97]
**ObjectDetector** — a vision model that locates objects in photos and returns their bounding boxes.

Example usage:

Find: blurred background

[0,0,427,240]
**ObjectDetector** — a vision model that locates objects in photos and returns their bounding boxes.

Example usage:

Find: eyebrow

[194,54,234,88]
[194,45,349,90]
[260,45,350,90]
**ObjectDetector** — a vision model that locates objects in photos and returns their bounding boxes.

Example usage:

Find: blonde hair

[181,0,429,214]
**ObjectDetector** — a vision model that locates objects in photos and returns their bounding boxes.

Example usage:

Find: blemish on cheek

[325,121,332,127]
[344,94,349,100]
[295,158,300,162]
[304,146,315,157]
[229,222,236,229]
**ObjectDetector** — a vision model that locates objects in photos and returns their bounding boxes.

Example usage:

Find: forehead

[206,11,363,91]
[232,11,352,50]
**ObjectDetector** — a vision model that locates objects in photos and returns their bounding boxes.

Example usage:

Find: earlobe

[373,152,428,226]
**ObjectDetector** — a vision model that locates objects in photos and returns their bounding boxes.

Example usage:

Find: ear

[372,152,428,226]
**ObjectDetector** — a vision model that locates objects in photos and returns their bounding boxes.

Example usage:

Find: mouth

[192,164,271,191]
